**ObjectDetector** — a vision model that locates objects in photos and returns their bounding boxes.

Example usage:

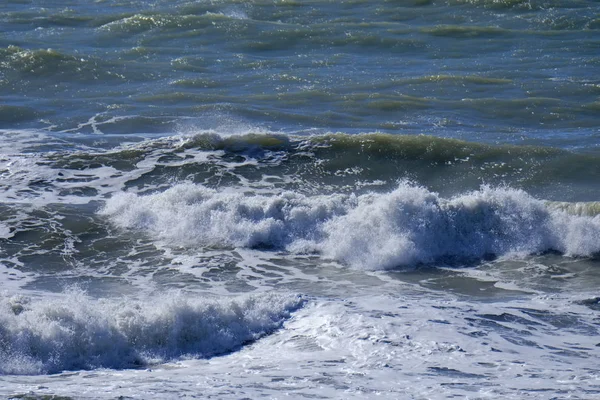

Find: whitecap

[100,182,600,270]
[0,290,304,375]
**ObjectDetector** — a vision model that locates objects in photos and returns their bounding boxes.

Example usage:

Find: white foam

[0,289,303,375]
[0,223,12,239]
[100,182,600,270]
[4,291,599,399]
[205,9,249,21]
[100,183,349,249]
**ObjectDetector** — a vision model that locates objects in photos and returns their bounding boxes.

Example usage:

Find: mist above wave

[101,182,600,270]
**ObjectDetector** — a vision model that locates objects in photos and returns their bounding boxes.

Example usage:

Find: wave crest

[0,291,303,375]
[100,183,600,269]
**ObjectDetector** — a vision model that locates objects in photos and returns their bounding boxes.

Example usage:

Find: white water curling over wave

[0,291,304,375]
[101,182,600,270]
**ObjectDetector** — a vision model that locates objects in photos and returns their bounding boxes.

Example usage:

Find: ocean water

[1,0,600,398]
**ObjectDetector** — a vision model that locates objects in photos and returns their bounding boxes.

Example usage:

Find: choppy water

[2,0,600,399]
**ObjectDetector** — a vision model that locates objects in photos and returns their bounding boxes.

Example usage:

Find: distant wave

[88,131,600,190]
[0,46,123,82]
[0,291,304,375]
[3,130,600,208]
[101,182,600,270]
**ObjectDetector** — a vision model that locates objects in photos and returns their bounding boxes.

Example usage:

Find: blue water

[2,1,600,399]
[2,0,599,146]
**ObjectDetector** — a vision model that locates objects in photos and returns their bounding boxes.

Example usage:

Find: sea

[1,0,600,398]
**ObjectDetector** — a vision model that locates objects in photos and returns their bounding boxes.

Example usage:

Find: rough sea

[1,0,600,398]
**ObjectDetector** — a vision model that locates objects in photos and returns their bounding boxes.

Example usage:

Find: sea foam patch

[100,182,600,270]
[0,290,304,375]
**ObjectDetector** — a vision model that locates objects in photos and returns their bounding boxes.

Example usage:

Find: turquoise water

[2,1,600,399]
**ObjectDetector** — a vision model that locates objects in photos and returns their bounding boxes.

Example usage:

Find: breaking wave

[0,290,304,375]
[101,182,600,270]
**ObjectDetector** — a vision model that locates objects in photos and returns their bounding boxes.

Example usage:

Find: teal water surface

[1,0,599,147]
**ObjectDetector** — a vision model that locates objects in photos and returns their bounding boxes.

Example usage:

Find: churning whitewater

[2,130,600,400]
[0,290,303,375]
[102,182,600,269]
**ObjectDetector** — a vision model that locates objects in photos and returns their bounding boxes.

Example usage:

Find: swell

[0,46,125,83]
[140,132,600,196]
[146,131,590,168]
[39,132,600,205]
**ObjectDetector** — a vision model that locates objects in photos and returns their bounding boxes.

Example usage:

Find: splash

[101,182,600,269]
[0,290,304,375]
